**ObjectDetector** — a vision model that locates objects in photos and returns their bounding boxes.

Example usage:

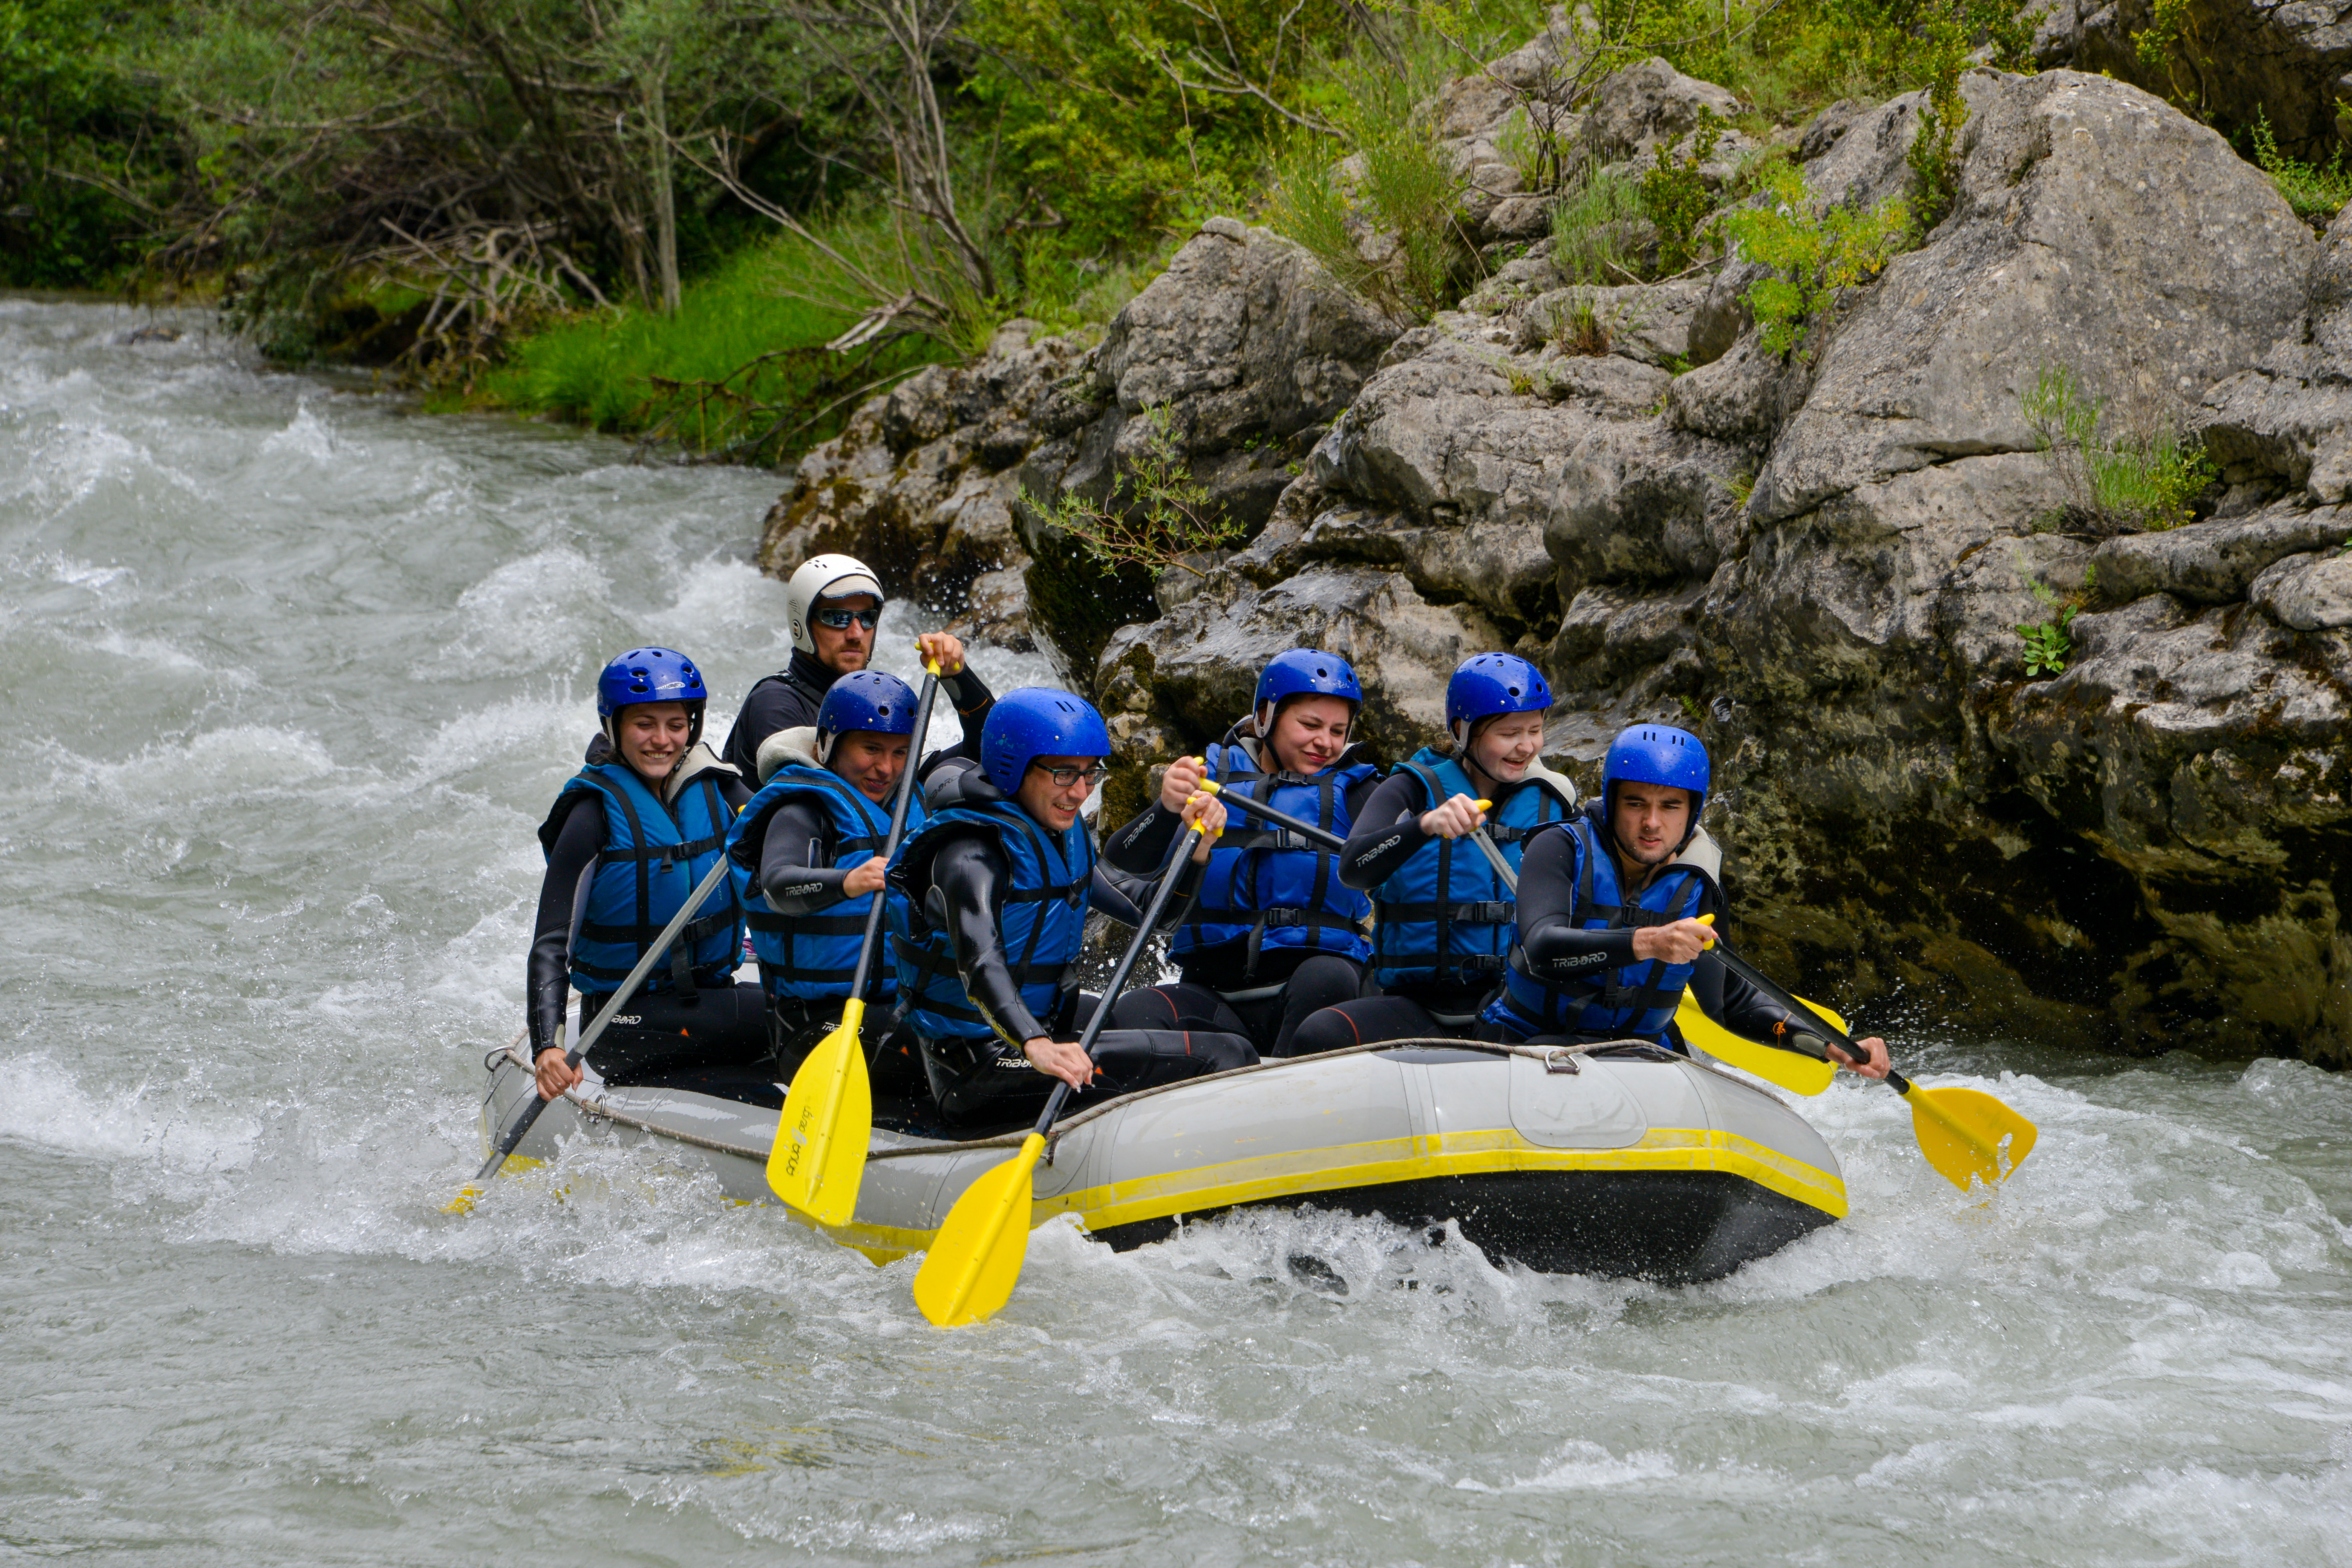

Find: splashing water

[4,299,2351,1566]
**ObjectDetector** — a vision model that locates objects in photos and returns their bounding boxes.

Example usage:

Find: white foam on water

[0,1052,259,1179]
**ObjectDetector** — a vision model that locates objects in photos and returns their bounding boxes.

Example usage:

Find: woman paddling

[527,649,767,1102]
[1291,654,1577,1052]
[891,688,1256,1126]
[723,669,986,1097]
[1101,650,1382,1059]
[1478,722,1892,1077]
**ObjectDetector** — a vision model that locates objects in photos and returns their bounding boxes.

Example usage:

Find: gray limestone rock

[2250,547,2352,628]
[1752,71,2315,525]
[2090,506,2352,604]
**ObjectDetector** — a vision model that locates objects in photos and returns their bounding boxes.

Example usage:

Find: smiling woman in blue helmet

[1289,653,1579,1052]
[888,688,1257,1126]
[1099,649,1384,1059]
[526,649,769,1104]
[1476,721,1891,1075]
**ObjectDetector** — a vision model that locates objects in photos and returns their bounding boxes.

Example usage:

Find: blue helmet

[1447,653,1552,739]
[816,669,918,764]
[1602,723,1709,835]
[981,688,1112,794]
[1254,649,1362,718]
[598,647,708,741]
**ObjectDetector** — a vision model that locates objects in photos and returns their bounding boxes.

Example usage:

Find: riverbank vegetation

[2,0,2214,464]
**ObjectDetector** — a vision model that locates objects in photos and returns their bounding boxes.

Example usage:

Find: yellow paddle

[914,816,1208,1327]
[766,661,942,1227]
[1703,932,2039,1190]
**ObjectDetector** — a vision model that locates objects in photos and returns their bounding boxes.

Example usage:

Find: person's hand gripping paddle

[913,810,1211,1328]
[450,850,737,1214]
[766,662,942,1227]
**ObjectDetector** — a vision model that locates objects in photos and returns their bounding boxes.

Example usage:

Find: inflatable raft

[472,1033,1848,1285]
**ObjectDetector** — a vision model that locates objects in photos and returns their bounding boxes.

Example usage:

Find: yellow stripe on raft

[801,1124,1848,1263]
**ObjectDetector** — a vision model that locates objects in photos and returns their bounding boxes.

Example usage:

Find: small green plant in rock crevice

[2022,364,2214,533]
[1906,16,1970,242]
[2015,562,2095,677]
[1640,108,1725,274]
[1028,404,1245,576]
[2250,108,2352,223]
[1717,161,1909,356]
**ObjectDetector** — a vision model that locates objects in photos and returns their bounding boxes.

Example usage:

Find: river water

[4,297,2351,1566]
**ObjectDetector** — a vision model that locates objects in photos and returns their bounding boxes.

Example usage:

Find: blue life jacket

[542,760,743,999]
[1174,734,1378,977]
[1372,749,1574,992]
[726,762,923,1004]
[1485,804,1715,1043]
[891,796,1095,1042]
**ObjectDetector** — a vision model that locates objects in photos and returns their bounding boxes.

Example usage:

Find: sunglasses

[810,606,880,631]
[1030,763,1109,788]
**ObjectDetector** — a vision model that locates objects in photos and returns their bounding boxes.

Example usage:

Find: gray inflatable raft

[473,1035,1847,1285]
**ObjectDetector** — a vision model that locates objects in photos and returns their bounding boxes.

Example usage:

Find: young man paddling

[1479,722,1892,1077]
[719,553,990,779]
[724,669,989,1096]
[890,688,1256,1126]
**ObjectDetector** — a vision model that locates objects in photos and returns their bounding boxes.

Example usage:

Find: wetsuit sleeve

[931,831,1051,1046]
[1338,772,1435,890]
[716,770,751,813]
[1692,951,1804,1041]
[527,796,605,1059]
[1101,798,1183,873]
[1515,826,1638,982]
[935,665,996,764]
[756,798,855,916]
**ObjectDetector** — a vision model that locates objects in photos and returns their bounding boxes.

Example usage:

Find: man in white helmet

[719,553,992,781]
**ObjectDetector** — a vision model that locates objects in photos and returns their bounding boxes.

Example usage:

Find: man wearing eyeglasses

[719,552,995,782]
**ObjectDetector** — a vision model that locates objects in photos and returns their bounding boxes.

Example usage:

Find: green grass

[465,233,946,461]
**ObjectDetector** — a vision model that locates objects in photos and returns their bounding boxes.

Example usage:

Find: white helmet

[785,553,885,655]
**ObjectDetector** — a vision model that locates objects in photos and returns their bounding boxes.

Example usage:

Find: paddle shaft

[1704,933,1899,1087]
[843,666,942,1003]
[475,846,736,1182]
[1198,778,1348,853]
[1020,816,1202,1142]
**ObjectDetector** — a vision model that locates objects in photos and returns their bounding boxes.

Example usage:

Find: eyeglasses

[1030,763,1109,788]
[810,607,880,631]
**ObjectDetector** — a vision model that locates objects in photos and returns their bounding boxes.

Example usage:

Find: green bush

[2250,108,2352,222]
[1717,159,1909,355]
[1551,166,1645,284]
[470,228,944,461]
[2022,364,2214,533]
[1639,108,1724,274]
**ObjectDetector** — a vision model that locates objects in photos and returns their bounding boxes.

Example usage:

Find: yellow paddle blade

[1905,1083,2039,1190]
[912,1133,1046,1327]
[767,1000,873,1225]
[1675,992,1842,1096]
[444,1186,483,1215]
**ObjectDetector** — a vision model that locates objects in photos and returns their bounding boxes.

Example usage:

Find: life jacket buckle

[1260,908,1309,929]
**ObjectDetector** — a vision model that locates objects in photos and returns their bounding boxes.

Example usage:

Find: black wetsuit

[1471,825,1799,1048]
[718,648,997,781]
[898,769,1257,1126]
[1291,767,1553,1053]
[1098,770,1384,1058]
[741,732,989,1099]
[528,738,767,1084]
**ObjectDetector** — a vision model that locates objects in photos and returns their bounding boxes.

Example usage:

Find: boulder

[2199,203,2352,502]
[2035,0,2352,162]
[2250,547,2352,627]
[2089,505,2352,604]
[1751,71,2315,525]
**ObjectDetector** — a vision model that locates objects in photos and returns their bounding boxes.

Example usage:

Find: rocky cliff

[757,53,2352,1064]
